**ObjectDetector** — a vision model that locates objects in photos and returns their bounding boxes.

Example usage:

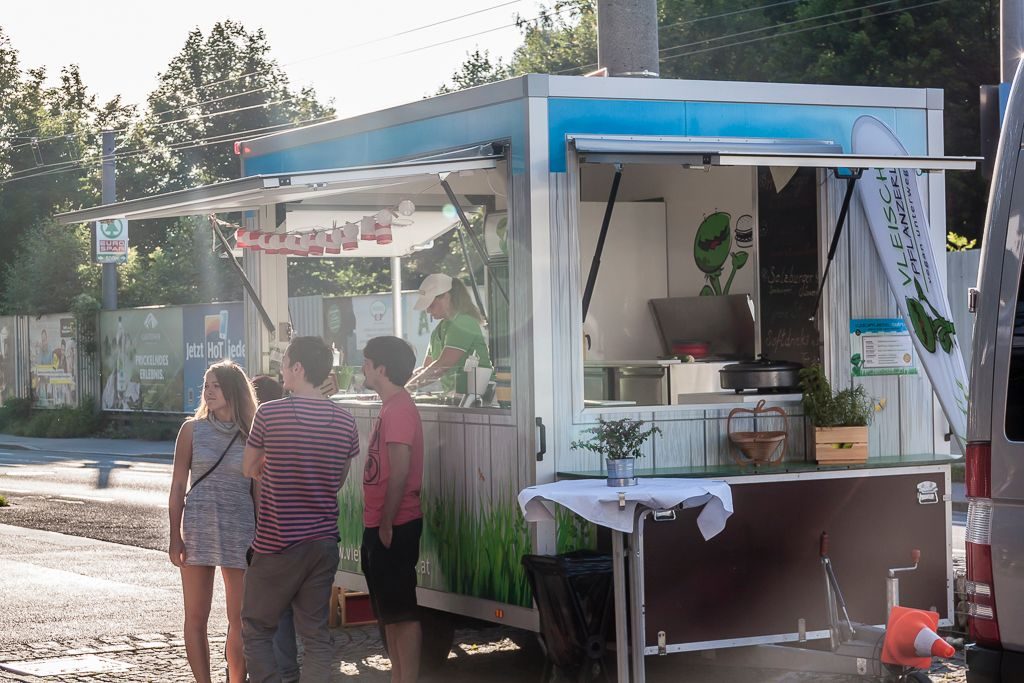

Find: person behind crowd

[168,360,259,683]
[241,337,361,682]
[360,336,424,683]
[406,273,491,395]
[250,374,299,683]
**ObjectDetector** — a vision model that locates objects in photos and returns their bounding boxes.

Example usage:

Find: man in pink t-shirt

[361,336,424,683]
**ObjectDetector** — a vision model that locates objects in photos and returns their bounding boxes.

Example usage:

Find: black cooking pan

[720,357,803,393]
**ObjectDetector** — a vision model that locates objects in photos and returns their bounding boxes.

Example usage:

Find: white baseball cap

[413,273,453,311]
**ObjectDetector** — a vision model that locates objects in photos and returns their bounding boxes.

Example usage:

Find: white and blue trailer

[60,74,975,676]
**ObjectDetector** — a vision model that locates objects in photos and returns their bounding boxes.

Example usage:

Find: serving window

[280,158,514,409]
[573,158,821,409]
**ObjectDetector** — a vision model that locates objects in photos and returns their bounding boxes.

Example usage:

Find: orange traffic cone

[881,606,956,669]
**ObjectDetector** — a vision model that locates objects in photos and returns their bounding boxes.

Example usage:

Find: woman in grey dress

[169,360,258,683]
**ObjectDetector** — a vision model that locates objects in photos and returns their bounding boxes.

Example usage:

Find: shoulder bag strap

[186,430,241,496]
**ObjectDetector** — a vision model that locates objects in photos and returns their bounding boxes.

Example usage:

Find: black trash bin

[522,551,614,683]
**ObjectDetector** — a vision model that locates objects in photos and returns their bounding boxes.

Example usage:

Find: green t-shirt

[428,312,492,394]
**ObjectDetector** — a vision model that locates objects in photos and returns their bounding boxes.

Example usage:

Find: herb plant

[799,365,874,427]
[571,417,662,460]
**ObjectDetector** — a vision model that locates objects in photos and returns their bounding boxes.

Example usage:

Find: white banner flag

[852,116,968,443]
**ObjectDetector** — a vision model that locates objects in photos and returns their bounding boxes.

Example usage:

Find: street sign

[96,217,129,264]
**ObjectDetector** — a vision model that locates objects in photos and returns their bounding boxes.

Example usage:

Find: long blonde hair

[193,360,258,437]
[448,278,484,323]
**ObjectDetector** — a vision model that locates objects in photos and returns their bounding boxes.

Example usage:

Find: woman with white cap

[407,273,491,395]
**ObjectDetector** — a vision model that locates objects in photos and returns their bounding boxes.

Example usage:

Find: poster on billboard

[182,303,246,413]
[28,315,78,408]
[0,316,16,406]
[100,308,184,412]
[323,293,433,370]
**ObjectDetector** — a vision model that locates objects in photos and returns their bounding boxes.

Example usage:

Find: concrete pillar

[242,204,290,375]
[1003,0,1024,81]
[597,0,660,78]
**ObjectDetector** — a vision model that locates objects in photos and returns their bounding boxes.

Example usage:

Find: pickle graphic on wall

[905,278,955,354]
[694,211,749,296]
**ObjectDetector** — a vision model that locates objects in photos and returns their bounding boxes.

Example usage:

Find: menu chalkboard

[757,168,821,366]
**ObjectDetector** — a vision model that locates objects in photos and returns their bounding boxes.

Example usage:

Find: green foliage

[70,293,100,354]
[571,416,661,460]
[947,231,978,251]
[436,49,513,94]
[1,219,100,315]
[443,0,996,245]
[0,398,102,437]
[116,218,242,306]
[100,415,180,441]
[0,494,8,507]
[556,507,597,553]
[422,493,532,607]
[799,365,875,427]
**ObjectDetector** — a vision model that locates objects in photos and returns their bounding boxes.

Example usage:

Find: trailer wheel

[378,607,456,675]
[902,672,932,683]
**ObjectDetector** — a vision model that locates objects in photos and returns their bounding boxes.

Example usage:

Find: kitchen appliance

[584,361,674,406]
[649,294,756,360]
[719,357,803,393]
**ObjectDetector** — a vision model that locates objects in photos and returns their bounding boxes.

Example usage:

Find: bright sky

[3,0,536,121]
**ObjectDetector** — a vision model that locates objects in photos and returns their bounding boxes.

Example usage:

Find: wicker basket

[727,400,788,466]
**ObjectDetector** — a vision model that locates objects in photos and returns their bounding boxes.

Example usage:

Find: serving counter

[552,453,956,678]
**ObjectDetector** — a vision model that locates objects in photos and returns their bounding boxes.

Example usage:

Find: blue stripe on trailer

[243,100,527,176]
[547,98,928,172]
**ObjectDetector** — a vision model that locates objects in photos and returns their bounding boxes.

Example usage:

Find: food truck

[59,74,974,670]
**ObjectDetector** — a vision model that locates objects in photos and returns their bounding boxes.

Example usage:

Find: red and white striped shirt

[248,396,359,554]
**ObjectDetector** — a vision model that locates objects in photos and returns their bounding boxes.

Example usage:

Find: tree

[436,49,513,94]
[444,0,998,242]
[117,20,335,255]
[116,218,243,307]
[1,219,99,315]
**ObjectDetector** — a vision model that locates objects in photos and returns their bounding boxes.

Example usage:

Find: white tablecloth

[517,478,733,539]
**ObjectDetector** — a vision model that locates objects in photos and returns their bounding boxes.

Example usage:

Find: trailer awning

[570,135,978,172]
[56,154,501,224]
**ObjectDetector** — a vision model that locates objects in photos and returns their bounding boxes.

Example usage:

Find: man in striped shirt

[241,337,360,682]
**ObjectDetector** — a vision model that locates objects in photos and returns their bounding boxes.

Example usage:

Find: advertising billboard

[100,308,184,412]
[28,314,78,408]
[182,302,246,413]
[322,292,432,368]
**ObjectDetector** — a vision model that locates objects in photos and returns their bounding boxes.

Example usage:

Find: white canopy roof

[570,135,978,171]
[56,156,499,224]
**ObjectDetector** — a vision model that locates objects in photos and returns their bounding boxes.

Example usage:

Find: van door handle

[536,417,546,461]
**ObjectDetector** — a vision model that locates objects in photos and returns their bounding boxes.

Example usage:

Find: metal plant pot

[606,457,638,486]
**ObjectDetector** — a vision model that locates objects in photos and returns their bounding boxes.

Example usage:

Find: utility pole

[101,131,117,310]
[596,0,660,78]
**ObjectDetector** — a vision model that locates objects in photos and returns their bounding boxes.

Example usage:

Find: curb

[0,441,173,460]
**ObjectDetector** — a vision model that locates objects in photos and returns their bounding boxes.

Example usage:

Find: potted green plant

[571,417,662,485]
[799,365,875,464]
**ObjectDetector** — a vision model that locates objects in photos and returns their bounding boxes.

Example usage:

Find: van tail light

[965,441,1001,648]
[966,441,991,499]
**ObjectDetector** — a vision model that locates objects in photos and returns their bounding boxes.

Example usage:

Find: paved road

[0,448,170,551]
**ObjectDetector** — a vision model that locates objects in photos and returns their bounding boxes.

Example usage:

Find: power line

[660,0,951,63]
[554,0,948,74]
[658,0,907,59]
[1,0,528,145]
[191,0,527,94]
[0,114,336,187]
[657,0,804,33]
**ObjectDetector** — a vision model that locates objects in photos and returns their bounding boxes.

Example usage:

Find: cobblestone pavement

[0,625,968,682]
[0,624,543,683]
